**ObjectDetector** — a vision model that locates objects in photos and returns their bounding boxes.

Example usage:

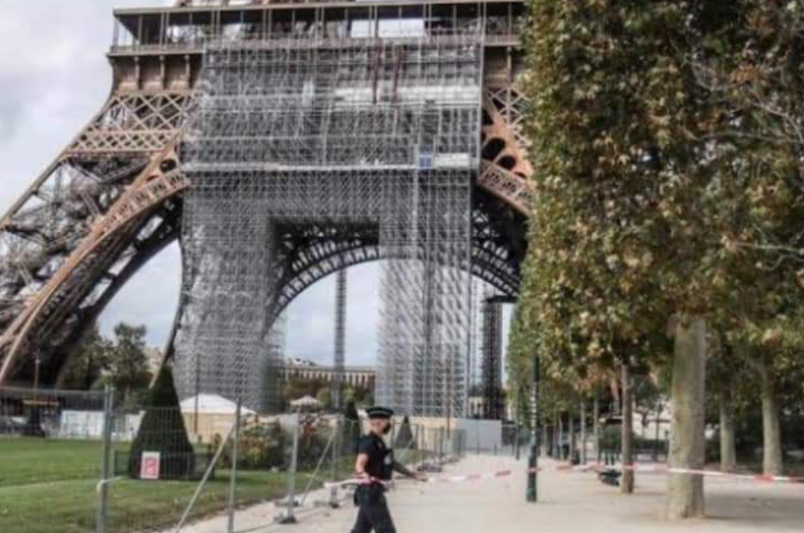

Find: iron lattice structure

[332,269,347,409]
[0,1,533,421]
[480,286,505,420]
[175,34,482,413]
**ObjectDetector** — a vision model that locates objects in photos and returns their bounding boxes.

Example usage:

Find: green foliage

[105,323,152,409]
[220,421,288,470]
[316,387,332,410]
[522,0,718,367]
[698,0,804,391]
[506,308,536,426]
[510,0,804,425]
[343,384,374,407]
[61,324,111,390]
[62,322,154,409]
[280,376,373,412]
[280,377,328,409]
[297,415,332,469]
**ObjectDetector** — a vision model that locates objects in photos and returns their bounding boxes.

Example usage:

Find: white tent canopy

[289,395,321,409]
[180,394,256,415]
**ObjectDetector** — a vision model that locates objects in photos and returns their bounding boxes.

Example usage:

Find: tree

[61,324,111,390]
[280,376,329,410]
[316,387,332,410]
[343,384,374,407]
[520,0,742,517]
[690,0,804,476]
[705,337,752,473]
[620,363,635,494]
[104,323,152,408]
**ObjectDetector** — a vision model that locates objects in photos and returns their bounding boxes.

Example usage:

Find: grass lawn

[0,438,318,533]
[0,438,101,486]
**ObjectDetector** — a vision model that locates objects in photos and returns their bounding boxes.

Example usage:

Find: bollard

[96,385,114,533]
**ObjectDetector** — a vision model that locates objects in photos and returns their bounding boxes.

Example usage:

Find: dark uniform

[350,406,416,533]
[350,432,397,533]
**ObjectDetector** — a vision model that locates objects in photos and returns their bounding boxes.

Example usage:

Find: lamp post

[526,346,540,502]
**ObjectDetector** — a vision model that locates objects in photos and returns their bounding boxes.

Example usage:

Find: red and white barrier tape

[324,464,803,489]
[427,470,513,484]
[531,462,804,484]
[666,467,803,484]
[325,470,513,489]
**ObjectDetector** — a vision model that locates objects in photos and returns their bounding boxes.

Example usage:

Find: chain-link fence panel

[104,396,230,533]
[0,387,106,533]
[2,386,474,533]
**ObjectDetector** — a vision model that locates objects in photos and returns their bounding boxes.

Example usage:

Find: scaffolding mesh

[480,285,504,420]
[332,269,347,409]
[175,33,483,414]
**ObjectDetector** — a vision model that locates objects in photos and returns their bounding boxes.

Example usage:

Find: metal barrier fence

[0,386,105,533]
[464,423,530,458]
[0,386,467,533]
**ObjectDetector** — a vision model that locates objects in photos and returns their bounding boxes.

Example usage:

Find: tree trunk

[558,413,564,460]
[611,379,621,413]
[719,402,737,473]
[569,415,576,463]
[580,401,588,465]
[593,392,601,463]
[548,425,555,458]
[653,402,662,462]
[555,419,561,458]
[621,363,635,494]
[758,356,783,476]
[665,316,706,519]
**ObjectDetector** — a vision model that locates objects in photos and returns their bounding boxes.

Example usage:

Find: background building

[279,358,375,390]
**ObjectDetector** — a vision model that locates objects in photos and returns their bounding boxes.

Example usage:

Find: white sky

[0,0,511,371]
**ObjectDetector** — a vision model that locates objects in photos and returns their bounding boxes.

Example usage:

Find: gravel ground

[171,454,804,533]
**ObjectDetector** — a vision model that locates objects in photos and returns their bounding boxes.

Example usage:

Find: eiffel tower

[0,0,533,417]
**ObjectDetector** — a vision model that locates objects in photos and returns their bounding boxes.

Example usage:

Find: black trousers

[350,485,397,533]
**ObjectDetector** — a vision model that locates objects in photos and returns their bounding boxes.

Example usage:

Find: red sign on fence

[140,451,161,480]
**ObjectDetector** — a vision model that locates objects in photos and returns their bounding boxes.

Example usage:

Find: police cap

[366,406,394,419]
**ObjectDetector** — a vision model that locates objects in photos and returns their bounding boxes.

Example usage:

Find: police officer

[349,406,426,533]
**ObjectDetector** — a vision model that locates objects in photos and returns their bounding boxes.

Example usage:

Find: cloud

[0,0,512,375]
[0,0,173,209]
[0,98,23,143]
[99,242,182,347]
[285,263,380,367]
[0,0,189,348]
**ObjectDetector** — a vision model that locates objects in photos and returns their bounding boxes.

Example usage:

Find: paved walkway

[177,455,804,533]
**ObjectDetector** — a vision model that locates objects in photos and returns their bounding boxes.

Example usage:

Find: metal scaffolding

[174,29,483,414]
[0,0,535,394]
[481,286,504,420]
[332,269,346,410]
